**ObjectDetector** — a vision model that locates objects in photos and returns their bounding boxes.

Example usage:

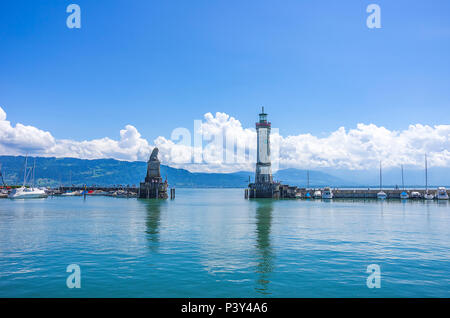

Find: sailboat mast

[33,158,36,187]
[401,165,404,190]
[307,170,310,189]
[379,161,382,191]
[0,164,5,187]
[23,156,28,187]
[425,154,428,191]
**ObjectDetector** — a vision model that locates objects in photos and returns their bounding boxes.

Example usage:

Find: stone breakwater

[298,189,449,199]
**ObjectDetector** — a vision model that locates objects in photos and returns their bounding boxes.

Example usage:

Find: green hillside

[0,156,355,188]
[0,156,249,188]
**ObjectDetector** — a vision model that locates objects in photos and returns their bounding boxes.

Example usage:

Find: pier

[58,186,138,193]
[297,188,449,199]
[55,187,447,199]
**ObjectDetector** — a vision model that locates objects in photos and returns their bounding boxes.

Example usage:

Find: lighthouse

[245,107,299,199]
[255,107,273,184]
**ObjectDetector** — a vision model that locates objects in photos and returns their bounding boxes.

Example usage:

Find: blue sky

[1,0,450,143]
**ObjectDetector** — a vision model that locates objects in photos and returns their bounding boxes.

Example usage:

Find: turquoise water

[0,188,449,297]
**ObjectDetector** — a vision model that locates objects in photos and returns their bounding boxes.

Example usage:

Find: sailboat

[400,165,409,199]
[9,157,47,199]
[0,164,8,198]
[377,161,387,199]
[305,170,311,199]
[61,190,82,196]
[424,154,434,200]
[61,170,81,196]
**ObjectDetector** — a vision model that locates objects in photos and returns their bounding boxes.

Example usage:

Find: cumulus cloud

[1,106,449,172]
[155,112,258,172]
[277,123,450,170]
[48,124,151,161]
[0,107,56,153]
[0,107,151,161]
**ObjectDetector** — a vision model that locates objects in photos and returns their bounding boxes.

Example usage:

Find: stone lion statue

[149,147,159,162]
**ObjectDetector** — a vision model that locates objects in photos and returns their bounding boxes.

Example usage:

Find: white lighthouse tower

[255,107,273,184]
[246,107,298,199]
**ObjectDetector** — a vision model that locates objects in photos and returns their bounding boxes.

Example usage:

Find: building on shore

[246,108,298,199]
[138,148,169,199]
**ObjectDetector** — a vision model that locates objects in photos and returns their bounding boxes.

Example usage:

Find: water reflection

[141,200,164,251]
[254,200,274,295]
[378,199,384,216]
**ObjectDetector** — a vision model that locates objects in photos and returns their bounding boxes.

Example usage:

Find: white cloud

[1,106,449,172]
[48,125,151,161]
[0,107,56,154]
[277,123,450,170]
[0,107,151,161]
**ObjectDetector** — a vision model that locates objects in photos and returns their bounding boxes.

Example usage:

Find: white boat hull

[377,192,387,199]
[436,188,449,200]
[410,192,422,199]
[10,193,47,199]
[9,187,48,199]
[61,192,81,196]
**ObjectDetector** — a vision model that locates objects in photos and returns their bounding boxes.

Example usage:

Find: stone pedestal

[138,179,168,199]
[248,182,280,199]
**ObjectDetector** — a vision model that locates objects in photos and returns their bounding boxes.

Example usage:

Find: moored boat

[424,155,434,200]
[89,190,109,196]
[0,188,9,198]
[9,186,47,199]
[424,191,434,200]
[8,156,48,199]
[410,191,422,199]
[377,161,387,200]
[61,190,82,196]
[112,190,128,198]
[377,191,387,199]
[400,191,409,199]
[436,187,449,200]
[400,165,408,200]
[322,187,333,199]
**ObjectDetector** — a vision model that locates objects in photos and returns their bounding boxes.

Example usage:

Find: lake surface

[0,188,449,297]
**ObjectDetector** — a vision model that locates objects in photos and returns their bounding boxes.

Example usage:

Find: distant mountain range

[0,156,448,188]
[0,156,353,188]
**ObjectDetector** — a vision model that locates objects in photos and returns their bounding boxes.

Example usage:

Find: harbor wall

[59,186,138,193]
[300,189,449,199]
